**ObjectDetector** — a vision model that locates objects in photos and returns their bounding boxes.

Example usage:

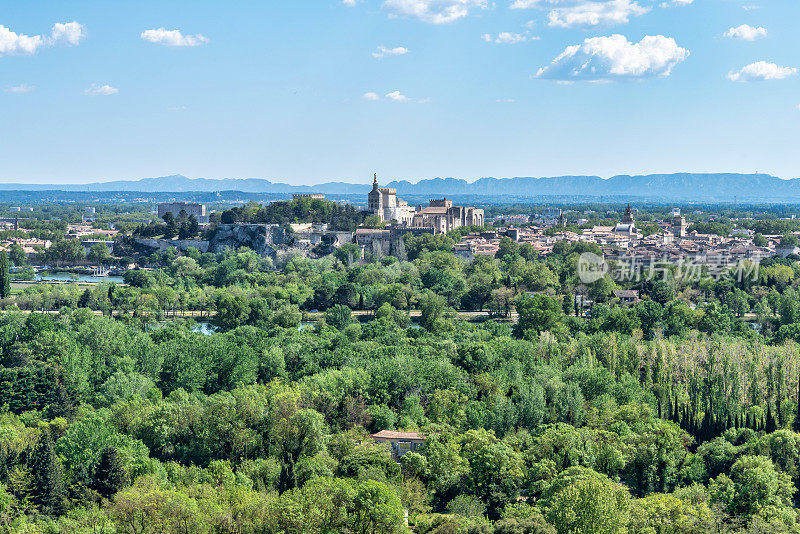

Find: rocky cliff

[134,224,292,258]
[133,238,209,254]
[207,224,291,258]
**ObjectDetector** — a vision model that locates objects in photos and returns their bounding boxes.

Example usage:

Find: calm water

[191,322,218,335]
[35,273,125,283]
[192,320,316,335]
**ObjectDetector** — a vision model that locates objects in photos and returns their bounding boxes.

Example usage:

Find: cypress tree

[92,446,129,499]
[766,403,778,433]
[562,293,573,316]
[0,251,10,299]
[794,378,800,433]
[78,289,92,309]
[684,407,694,436]
[31,428,65,516]
[107,283,116,315]
[700,410,712,442]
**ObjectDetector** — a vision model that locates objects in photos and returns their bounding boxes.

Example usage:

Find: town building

[671,208,688,238]
[498,215,530,225]
[65,224,119,239]
[411,199,484,234]
[0,238,52,259]
[776,244,800,258]
[157,202,208,223]
[370,430,425,459]
[367,174,415,225]
[365,174,483,233]
[612,204,639,236]
[614,290,640,306]
[541,208,562,220]
[293,193,325,201]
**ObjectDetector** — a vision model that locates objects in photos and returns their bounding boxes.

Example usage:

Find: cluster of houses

[453,207,779,269]
[0,223,119,261]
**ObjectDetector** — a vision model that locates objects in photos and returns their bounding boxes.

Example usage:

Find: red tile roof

[371,430,425,441]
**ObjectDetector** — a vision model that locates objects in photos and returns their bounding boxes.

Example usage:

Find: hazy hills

[0,175,370,195]
[385,173,796,201]
[0,173,797,201]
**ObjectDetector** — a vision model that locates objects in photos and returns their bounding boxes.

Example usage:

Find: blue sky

[1,0,799,185]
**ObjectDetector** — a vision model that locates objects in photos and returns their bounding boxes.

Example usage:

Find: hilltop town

[0,175,796,276]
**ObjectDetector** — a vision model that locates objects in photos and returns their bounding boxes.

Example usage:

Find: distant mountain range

[0,175,371,195]
[0,173,798,201]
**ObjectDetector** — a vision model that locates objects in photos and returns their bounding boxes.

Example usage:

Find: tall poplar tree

[0,251,10,299]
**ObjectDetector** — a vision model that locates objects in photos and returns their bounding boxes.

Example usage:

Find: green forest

[4,233,800,533]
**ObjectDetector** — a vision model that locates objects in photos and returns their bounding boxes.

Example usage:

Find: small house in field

[370,430,425,459]
[614,290,640,306]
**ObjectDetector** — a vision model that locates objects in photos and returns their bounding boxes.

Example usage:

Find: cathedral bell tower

[368,172,381,213]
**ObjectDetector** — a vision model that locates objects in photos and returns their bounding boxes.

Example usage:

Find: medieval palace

[367,174,484,233]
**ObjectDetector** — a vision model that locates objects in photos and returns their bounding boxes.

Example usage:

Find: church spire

[373,172,378,190]
[623,203,634,223]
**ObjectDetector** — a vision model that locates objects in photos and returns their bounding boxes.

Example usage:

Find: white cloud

[385,90,409,102]
[141,28,209,47]
[482,31,534,43]
[50,22,86,45]
[0,26,43,55]
[4,84,35,93]
[0,21,85,57]
[84,84,119,96]
[363,90,427,102]
[510,0,649,28]
[724,24,767,41]
[496,98,516,102]
[660,0,692,6]
[727,61,796,81]
[547,0,649,28]
[510,0,543,8]
[383,0,488,24]
[343,0,357,5]
[536,34,689,81]
[372,45,409,58]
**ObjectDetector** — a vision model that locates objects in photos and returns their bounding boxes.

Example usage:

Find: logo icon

[577,252,608,283]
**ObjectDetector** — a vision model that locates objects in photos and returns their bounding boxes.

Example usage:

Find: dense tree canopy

[3,225,800,532]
